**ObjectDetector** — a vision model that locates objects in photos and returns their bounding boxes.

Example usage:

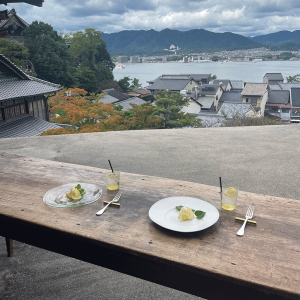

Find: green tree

[98,79,122,92]
[0,38,29,69]
[211,56,220,62]
[75,67,99,93]
[153,90,201,128]
[68,28,114,92]
[277,52,295,60]
[286,74,300,83]
[22,21,74,86]
[118,76,142,92]
[118,76,131,92]
[131,77,142,90]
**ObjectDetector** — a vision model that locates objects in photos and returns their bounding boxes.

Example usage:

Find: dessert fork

[236,205,254,236]
[96,190,122,216]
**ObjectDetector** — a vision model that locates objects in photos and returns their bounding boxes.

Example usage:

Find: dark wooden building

[0,8,28,39]
[0,54,62,138]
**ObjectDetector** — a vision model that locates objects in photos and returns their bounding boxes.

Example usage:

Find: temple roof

[0,114,61,138]
[0,8,28,38]
[0,54,61,101]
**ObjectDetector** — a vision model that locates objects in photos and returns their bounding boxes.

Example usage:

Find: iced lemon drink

[105,171,120,190]
[222,187,238,210]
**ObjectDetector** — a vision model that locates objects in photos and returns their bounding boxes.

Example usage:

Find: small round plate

[149,196,219,232]
[43,183,102,208]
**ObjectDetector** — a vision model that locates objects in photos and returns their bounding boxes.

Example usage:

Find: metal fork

[236,205,254,236]
[96,191,122,216]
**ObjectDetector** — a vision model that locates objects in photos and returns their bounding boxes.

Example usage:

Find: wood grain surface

[0,152,299,300]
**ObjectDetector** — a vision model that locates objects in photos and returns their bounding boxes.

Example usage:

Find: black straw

[108,160,114,173]
[219,177,222,193]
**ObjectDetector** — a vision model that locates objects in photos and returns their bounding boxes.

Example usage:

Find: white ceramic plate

[43,183,102,208]
[149,196,219,232]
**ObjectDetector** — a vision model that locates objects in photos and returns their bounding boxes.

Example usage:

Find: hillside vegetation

[102,28,261,56]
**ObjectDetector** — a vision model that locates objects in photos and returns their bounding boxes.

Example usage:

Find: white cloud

[2,0,300,37]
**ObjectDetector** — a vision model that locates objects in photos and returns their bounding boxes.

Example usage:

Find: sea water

[113,60,300,88]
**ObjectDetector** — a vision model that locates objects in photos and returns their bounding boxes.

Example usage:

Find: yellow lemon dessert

[178,207,194,222]
[66,187,82,201]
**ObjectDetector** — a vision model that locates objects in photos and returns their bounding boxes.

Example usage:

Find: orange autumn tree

[124,103,161,130]
[43,88,163,136]
[49,88,94,127]
[44,88,129,134]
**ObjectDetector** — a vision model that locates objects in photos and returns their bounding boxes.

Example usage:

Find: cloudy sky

[3,0,300,37]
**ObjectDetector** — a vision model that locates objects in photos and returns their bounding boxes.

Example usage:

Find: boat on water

[115,64,125,69]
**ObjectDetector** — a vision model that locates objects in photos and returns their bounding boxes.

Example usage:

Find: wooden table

[1,153,300,300]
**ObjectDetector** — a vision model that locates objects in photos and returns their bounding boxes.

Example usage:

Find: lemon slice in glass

[224,187,237,198]
[178,207,194,221]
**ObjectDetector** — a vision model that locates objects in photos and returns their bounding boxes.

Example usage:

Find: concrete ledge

[0,124,299,199]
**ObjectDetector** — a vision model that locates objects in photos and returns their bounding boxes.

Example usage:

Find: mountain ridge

[250,30,300,46]
[102,28,261,56]
[102,28,300,56]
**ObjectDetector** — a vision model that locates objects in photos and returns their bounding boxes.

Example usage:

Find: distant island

[102,28,300,56]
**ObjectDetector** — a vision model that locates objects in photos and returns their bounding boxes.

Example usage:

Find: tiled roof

[188,74,211,81]
[0,77,62,101]
[242,83,268,96]
[102,88,130,101]
[0,8,29,29]
[0,114,61,138]
[160,75,190,80]
[0,53,29,80]
[0,19,8,27]
[0,54,61,101]
[198,84,220,95]
[117,97,147,110]
[269,85,282,90]
[280,83,300,91]
[264,73,284,81]
[217,103,253,118]
[131,88,151,96]
[197,96,215,109]
[268,90,290,104]
[98,94,119,104]
[231,80,244,89]
[147,78,191,91]
[220,90,242,102]
[212,79,231,89]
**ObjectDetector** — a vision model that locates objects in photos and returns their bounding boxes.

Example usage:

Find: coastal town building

[241,83,269,115]
[265,90,291,121]
[130,56,140,63]
[100,88,146,110]
[217,103,256,118]
[118,56,128,64]
[147,74,198,95]
[263,73,284,85]
[212,79,232,91]
[127,88,154,102]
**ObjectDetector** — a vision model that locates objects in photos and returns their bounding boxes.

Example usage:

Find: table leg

[5,237,13,257]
